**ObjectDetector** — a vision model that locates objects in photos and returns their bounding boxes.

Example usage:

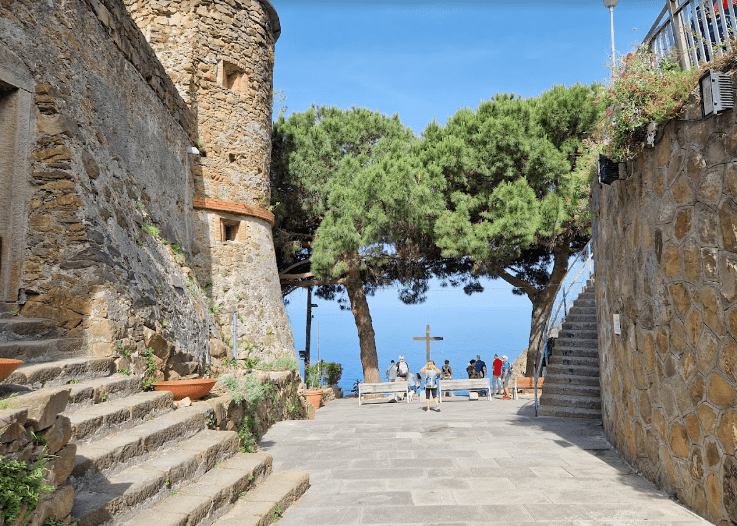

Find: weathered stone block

[684,240,701,281]
[685,309,702,349]
[697,330,720,372]
[699,404,718,436]
[716,410,737,453]
[700,167,724,205]
[720,253,737,304]
[674,209,692,239]
[663,243,682,278]
[39,414,71,455]
[718,339,737,381]
[709,371,737,408]
[707,472,722,521]
[719,199,737,251]
[723,455,737,522]
[672,175,695,204]
[19,388,71,431]
[689,373,706,406]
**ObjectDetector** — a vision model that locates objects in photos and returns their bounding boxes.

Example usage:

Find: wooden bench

[512,376,544,400]
[438,378,491,402]
[358,381,409,405]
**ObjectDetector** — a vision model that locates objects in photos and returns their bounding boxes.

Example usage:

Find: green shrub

[0,455,54,525]
[266,355,298,372]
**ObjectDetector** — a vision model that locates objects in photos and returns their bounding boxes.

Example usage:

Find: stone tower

[124,0,294,363]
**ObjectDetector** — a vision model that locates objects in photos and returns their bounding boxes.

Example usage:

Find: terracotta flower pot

[152,379,217,401]
[305,388,323,410]
[0,359,23,382]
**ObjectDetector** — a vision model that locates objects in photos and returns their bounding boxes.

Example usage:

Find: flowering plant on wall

[593,48,698,161]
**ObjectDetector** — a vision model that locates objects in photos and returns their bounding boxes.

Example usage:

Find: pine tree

[422,84,604,375]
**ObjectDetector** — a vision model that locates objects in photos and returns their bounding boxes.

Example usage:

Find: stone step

[546,363,599,378]
[538,404,602,419]
[0,317,61,341]
[118,452,275,526]
[65,374,145,412]
[543,373,600,387]
[4,357,116,389]
[0,303,19,318]
[72,405,213,482]
[570,298,595,308]
[213,471,310,526]
[561,320,598,331]
[539,393,602,410]
[555,329,598,340]
[66,390,174,443]
[553,338,598,350]
[540,382,601,397]
[548,354,599,368]
[0,338,85,362]
[72,429,240,526]
[553,345,600,358]
[562,313,597,323]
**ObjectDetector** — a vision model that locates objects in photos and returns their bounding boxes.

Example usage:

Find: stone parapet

[593,73,737,524]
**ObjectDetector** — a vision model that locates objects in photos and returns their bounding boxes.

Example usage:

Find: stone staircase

[0,310,309,526]
[538,282,602,419]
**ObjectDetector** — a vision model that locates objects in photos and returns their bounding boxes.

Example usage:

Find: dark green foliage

[0,455,54,525]
[422,84,604,373]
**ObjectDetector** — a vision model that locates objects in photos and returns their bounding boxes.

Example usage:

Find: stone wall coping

[193,196,275,226]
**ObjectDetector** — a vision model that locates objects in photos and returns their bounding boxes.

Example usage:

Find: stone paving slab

[259,396,712,526]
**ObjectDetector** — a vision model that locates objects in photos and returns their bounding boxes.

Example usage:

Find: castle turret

[125,0,295,363]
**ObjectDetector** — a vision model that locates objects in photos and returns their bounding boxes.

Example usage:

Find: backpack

[398,360,409,377]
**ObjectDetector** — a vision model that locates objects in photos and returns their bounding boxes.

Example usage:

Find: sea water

[284,278,532,394]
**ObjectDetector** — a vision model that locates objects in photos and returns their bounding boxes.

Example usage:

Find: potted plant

[304,363,324,409]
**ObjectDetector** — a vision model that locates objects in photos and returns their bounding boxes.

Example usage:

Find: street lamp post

[603,0,619,65]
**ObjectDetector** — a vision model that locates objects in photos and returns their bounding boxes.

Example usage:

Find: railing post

[668,0,693,69]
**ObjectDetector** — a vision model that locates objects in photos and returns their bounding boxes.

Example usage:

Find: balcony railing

[645,0,737,70]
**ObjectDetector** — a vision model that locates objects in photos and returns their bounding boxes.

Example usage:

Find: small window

[221,219,240,242]
[217,60,248,95]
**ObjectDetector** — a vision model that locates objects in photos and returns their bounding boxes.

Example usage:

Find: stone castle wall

[0,0,295,378]
[593,81,737,524]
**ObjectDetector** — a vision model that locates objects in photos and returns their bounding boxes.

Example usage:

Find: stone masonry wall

[593,79,737,524]
[0,0,214,376]
[124,0,295,364]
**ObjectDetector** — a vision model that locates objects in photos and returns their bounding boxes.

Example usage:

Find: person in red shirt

[492,354,503,397]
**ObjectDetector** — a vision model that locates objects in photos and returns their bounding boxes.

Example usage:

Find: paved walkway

[260,395,711,526]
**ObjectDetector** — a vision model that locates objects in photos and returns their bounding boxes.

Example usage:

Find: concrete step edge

[65,374,146,411]
[116,452,274,526]
[4,357,116,389]
[537,406,602,419]
[0,338,85,362]
[72,429,242,526]
[213,470,310,526]
[71,405,214,482]
[65,390,175,443]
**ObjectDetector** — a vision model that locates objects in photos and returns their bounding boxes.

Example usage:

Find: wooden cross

[413,324,443,362]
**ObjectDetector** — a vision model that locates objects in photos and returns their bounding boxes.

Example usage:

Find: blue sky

[272,0,665,134]
[270,0,664,384]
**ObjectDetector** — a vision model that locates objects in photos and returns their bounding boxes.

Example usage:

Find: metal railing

[533,241,594,416]
[645,0,737,70]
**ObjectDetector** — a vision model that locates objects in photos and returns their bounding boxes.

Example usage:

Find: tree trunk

[344,254,381,383]
[522,245,572,377]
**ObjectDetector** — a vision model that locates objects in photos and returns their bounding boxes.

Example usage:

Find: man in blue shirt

[474,355,487,378]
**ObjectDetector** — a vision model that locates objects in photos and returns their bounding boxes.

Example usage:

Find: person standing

[475,355,487,378]
[492,354,503,396]
[441,359,453,397]
[386,360,397,382]
[501,355,513,400]
[420,360,441,412]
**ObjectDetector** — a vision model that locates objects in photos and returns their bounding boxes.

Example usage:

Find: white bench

[438,378,492,402]
[358,381,410,405]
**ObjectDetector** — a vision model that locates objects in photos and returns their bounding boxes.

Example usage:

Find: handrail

[644,0,737,70]
[533,240,594,416]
